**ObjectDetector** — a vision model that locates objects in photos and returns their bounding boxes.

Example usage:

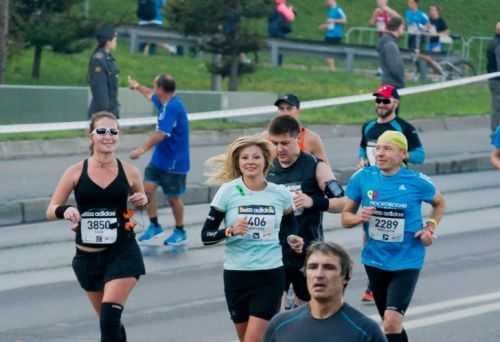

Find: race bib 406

[238,205,276,241]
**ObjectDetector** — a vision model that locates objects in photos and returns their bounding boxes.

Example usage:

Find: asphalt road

[1,226,499,341]
[0,127,491,203]
[0,170,499,341]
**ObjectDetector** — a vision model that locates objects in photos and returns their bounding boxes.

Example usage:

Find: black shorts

[284,266,310,302]
[365,266,420,316]
[325,37,342,45]
[144,164,186,197]
[72,239,146,292]
[224,267,285,323]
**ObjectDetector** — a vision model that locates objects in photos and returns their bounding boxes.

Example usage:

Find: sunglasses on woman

[92,127,119,136]
[375,98,392,105]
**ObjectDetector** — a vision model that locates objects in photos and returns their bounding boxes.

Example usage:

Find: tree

[10,0,95,79]
[0,0,8,84]
[167,0,271,91]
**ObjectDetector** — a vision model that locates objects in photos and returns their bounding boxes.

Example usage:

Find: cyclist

[263,241,386,342]
[342,130,445,342]
[46,112,148,342]
[267,115,345,308]
[201,135,303,342]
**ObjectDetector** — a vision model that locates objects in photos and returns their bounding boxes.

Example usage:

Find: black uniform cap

[96,26,116,41]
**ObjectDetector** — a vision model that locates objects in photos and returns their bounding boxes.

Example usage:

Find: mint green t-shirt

[211,177,293,271]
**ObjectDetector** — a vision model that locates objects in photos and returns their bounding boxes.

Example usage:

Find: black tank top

[267,152,325,267]
[74,159,132,247]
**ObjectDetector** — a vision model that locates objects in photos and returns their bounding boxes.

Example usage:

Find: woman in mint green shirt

[202,135,303,342]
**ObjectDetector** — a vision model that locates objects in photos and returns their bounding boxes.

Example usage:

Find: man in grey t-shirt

[263,242,386,342]
[377,16,405,89]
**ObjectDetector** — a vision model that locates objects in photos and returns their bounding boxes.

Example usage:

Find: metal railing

[465,36,493,74]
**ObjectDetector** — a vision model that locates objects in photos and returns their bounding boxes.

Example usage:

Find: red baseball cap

[373,84,400,100]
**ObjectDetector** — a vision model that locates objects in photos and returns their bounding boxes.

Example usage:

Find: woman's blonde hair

[205,135,274,185]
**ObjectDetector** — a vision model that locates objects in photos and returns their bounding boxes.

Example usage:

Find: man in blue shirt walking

[342,131,445,342]
[128,74,190,245]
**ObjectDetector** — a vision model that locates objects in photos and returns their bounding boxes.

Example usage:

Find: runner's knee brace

[100,302,124,342]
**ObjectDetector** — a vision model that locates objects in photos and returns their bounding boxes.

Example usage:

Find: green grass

[1,0,494,141]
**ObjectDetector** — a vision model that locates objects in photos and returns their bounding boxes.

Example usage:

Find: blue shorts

[144,164,187,197]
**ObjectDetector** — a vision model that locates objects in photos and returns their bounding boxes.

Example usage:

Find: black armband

[201,206,226,245]
[311,195,330,212]
[55,205,72,219]
[324,180,344,198]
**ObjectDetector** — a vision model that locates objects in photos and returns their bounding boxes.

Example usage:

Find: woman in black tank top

[47,112,148,342]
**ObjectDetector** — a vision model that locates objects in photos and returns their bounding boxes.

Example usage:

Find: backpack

[137,0,157,21]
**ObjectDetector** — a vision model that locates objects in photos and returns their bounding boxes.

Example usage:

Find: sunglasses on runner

[375,98,392,105]
[92,128,119,136]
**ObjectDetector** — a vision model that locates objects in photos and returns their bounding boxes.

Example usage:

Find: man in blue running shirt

[128,74,190,245]
[491,126,500,169]
[342,131,445,342]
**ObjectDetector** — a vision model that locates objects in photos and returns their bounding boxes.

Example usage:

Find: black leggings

[365,266,420,317]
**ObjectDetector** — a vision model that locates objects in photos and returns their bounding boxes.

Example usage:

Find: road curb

[1,153,494,227]
[0,115,490,161]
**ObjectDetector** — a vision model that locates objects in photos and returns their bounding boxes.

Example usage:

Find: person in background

[487,22,500,132]
[88,26,119,119]
[319,0,347,72]
[137,0,168,55]
[268,0,296,66]
[377,17,405,90]
[128,74,190,246]
[491,125,500,169]
[369,0,400,35]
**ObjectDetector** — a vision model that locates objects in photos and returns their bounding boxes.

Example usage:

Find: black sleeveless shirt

[267,152,325,267]
[74,159,132,247]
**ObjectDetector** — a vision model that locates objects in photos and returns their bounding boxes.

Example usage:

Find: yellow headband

[377,131,408,152]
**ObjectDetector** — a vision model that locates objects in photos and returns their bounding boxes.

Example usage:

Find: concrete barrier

[0,85,275,124]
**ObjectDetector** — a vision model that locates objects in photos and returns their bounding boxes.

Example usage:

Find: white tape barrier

[2,72,500,135]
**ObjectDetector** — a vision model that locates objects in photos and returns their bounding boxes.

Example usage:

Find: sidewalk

[0,115,495,226]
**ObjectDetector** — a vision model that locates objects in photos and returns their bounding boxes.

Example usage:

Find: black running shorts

[72,239,146,292]
[284,266,310,302]
[224,267,285,323]
[365,265,420,316]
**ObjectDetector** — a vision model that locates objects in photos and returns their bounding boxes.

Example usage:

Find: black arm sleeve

[200,206,226,245]
[281,211,300,237]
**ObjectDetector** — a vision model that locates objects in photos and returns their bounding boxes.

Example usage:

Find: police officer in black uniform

[486,22,500,132]
[266,115,345,307]
[88,26,120,118]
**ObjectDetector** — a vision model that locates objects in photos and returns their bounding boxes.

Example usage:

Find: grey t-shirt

[263,303,386,342]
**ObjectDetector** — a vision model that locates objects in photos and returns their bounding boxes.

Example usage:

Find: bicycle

[410,32,476,82]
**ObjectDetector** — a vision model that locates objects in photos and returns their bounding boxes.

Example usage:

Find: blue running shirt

[325,6,346,38]
[211,178,293,271]
[346,166,436,271]
[492,126,500,148]
[150,95,190,174]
